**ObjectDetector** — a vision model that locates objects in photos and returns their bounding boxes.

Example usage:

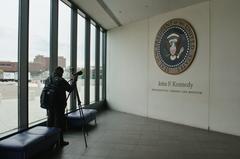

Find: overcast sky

[0,0,90,68]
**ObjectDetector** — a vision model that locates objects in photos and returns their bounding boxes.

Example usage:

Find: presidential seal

[154,18,197,75]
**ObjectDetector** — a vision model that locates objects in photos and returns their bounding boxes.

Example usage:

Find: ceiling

[71,0,208,30]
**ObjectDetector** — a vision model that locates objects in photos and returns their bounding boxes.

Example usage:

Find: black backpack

[40,77,57,109]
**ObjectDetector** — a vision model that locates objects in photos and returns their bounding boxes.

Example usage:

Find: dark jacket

[45,75,73,111]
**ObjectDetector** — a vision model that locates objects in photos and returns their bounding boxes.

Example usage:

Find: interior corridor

[35,110,240,159]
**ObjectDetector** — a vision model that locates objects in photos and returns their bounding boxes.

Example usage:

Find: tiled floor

[36,110,240,159]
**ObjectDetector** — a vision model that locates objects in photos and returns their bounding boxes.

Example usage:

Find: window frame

[0,0,107,138]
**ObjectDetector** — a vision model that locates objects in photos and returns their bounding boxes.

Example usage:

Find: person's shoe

[60,141,69,147]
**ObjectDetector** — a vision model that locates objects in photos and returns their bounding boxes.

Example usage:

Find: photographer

[45,66,77,147]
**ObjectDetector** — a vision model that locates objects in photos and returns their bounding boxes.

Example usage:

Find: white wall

[148,2,210,129]
[107,0,240,136]
[210,0,240,136]
[107,19,149,116]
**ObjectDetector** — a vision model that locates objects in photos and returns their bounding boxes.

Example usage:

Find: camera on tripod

[67,68,88,147]
[71,69,83,83]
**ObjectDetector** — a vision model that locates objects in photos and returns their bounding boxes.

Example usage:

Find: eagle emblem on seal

[154,18,197,75]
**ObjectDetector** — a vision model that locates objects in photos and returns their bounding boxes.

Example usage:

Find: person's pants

[47,109,66,143]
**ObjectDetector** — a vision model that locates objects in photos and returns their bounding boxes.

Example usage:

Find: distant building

[58,56,66,68]
[33,55,66,71]
[0,61,17,72]
[0,62,17,81]
[33,55,49,71]
[29,62,44,74]
[0,55,66,72]
[0,55,66,80]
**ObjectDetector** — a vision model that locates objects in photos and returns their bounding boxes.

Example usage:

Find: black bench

[67,109,97,128]
[0,126,60,159]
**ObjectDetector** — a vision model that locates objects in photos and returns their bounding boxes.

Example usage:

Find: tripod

[66,78,88,148]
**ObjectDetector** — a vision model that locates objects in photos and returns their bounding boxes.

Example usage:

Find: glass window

[0,0,19,134]
[90,24,96,103]
[28,0,50,124]
[77,15,85,105]
[58,1,71,112]
[99,31,103,100]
